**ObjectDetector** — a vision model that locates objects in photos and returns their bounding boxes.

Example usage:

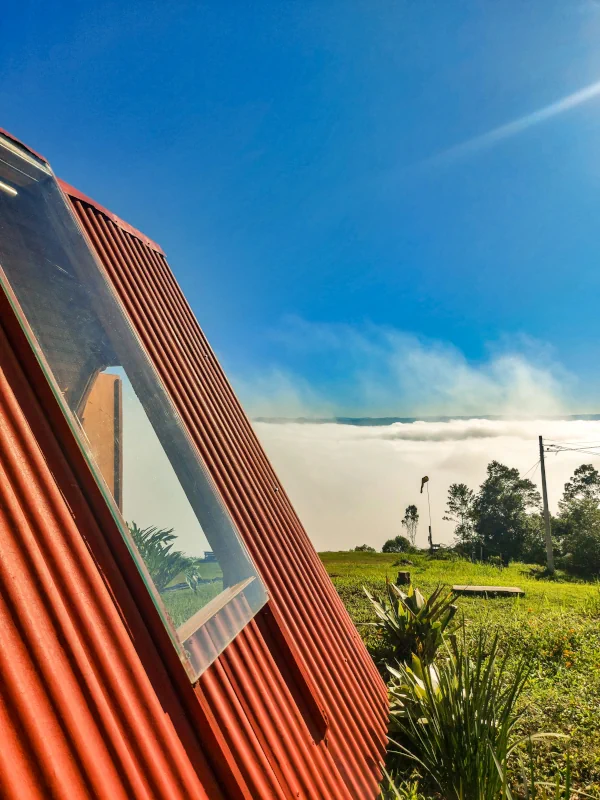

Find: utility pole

[420,475,433,554]
[538,435,555,574]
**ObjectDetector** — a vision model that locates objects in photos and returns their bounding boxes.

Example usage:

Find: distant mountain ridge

[253,414,600,426]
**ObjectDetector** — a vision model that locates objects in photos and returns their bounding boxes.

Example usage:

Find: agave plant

[364,581,458,666]
[386,630,541,800]
[128,522,204,593]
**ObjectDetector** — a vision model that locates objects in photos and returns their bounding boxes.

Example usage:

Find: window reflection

[0,134,267,679]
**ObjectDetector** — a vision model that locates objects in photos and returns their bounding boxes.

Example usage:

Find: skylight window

[0,133,267,680]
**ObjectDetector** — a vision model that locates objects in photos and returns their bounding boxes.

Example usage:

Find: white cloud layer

[253,418,600,552]
[234,319,577,419]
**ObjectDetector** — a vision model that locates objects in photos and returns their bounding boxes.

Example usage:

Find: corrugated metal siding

[64,190,388,799]
[0,321,226,800]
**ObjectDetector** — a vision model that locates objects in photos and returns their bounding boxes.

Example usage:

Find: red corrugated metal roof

[0,132,388,799]
[0,317,225,800]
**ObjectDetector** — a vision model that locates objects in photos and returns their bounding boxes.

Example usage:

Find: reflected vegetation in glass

[0,133,267,679]
[127,522,223,628]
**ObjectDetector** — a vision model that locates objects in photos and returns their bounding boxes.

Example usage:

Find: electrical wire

[544,440,600,447]
[545,444,600,451]
[522,459,541,479]
[544,444,600,458]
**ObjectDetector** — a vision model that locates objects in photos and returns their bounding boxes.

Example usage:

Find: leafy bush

[383,535,415,554]
[386,631,534,800]
[364,581,458,666]
[354,543,376,552]
[428,546,461,561]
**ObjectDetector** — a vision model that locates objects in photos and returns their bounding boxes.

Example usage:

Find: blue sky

[3,1,600,415]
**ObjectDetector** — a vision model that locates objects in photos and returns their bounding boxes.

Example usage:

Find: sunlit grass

[161,581,223,628]
[321,551,600,795]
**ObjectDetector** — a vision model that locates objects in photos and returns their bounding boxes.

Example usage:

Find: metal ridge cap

[59,178,166,256]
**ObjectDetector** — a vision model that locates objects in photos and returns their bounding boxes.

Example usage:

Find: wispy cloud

[427,78,600,165]
[230,318,576,418]
[232,366,334,419]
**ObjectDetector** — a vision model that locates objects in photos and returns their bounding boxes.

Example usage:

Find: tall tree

[473,461,541,565]
[554,464,600,577]
[401,504,419,547]
[443,483,476,552]
[559,464,600,511]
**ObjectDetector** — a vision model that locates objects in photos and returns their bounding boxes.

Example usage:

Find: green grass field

[161,580,223,628]
[320,551,600,794]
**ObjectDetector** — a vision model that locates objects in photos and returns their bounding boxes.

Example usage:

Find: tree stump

[396,571,411,586]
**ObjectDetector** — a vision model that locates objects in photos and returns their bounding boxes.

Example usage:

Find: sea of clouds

[231,318,600,552]
[252,417,600,551]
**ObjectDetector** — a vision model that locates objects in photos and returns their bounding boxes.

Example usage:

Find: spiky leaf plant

[387,630,535,800]
[364,581,458,665]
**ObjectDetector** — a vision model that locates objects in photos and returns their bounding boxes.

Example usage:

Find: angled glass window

[0,133,267,680]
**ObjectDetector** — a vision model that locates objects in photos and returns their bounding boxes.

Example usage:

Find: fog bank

[253,418,600,551]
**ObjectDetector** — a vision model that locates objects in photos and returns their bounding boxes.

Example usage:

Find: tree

[473,461,541,565]
[559,464,600,511]
[554,464,600,577]
[353,544,375,552]
[520,512,561,566]
[557,498,600,576]
[382,535,414,554]
[401,504,419,547]
[128,522,204,592]
[443,483,476,553]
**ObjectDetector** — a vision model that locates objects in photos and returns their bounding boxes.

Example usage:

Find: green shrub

[364,581,458,666]
[386,631,534,800]
[383,535,416,554]
[428,547,461,561]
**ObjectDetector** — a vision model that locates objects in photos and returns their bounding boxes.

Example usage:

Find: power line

[545,445,600,455]
[544,440,600,448]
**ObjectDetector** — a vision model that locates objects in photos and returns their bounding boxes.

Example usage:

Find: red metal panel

[60,179,166,256]
[0,322,227,800]
[65,191,389,798]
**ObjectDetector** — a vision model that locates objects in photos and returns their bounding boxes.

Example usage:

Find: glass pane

[0,134,267,680]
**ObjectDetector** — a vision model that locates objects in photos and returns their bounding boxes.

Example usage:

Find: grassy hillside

[320,551,600,793]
